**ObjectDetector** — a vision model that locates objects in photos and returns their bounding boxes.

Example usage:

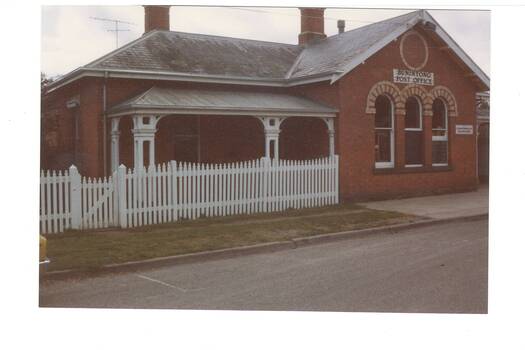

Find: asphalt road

[40,218,488,313]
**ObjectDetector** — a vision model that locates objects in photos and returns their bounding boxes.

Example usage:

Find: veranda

[40,88,340,234]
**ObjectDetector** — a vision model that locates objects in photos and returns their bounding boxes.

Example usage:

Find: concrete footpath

[361,185,488,219]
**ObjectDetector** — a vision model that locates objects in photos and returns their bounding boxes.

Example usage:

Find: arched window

[432,99,448,165]
[405,96,423,166]
[374,95,394,168]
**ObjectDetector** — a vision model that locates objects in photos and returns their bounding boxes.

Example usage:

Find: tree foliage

[41,73,54,94]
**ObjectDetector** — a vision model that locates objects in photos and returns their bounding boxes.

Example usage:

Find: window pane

[432,99,447,129]
[375,130,391,163]
[405,97,421,129]
[432,130,446,137]
[405,131,423,165]
[432,141,448,164]
[375,95,392,128]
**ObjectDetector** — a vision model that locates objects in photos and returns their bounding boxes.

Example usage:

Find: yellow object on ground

[40,235,47,262]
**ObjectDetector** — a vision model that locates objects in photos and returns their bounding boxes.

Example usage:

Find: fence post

[117,164,128,228]
[112,169,119,225]
[334,155,339,204]
[263,157,270,212]
[170,160,178,221]
[69,165,81,230]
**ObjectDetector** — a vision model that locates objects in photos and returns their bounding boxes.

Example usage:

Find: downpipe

[103,71,108,176]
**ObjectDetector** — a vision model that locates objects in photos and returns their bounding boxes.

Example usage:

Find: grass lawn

[44,203,419,272]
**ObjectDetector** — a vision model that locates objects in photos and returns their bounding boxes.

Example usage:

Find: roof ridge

[328,9,421,39]
[85,29,161,69]
[113,86,157,108]
[284,47,308,79]
[286,10,422,78]
[134,86,158,103]
[158,29,300,48]
[328,10,424,83]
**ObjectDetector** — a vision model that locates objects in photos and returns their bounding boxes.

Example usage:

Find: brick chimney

[143,5,170,33]
[298,8,326,45]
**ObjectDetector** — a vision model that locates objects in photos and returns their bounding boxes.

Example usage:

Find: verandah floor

[43,203,418,272]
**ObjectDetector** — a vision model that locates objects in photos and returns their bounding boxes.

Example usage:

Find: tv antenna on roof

[90,16,136,48]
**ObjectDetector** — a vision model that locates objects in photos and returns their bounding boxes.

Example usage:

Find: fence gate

[40,166,118,233]
[79,175,117,230]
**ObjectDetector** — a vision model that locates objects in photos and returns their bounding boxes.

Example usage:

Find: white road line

[135,274,188,292]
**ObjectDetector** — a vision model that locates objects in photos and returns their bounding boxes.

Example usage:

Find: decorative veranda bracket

[131,115,163,169]
[111,115,168,172]
[257,116,288,160]
[322,118,336,156]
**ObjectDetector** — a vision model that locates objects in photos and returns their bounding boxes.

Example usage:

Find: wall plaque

[456,124,474,135]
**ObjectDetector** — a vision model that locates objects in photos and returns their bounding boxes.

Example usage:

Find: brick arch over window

[365,81,403,115]
[429,86,458,117]
[400,84,433,116]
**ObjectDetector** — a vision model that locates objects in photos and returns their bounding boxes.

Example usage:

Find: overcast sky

[41,6,490,78]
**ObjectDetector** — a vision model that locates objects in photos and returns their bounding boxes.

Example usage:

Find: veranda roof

[107,86,338,118]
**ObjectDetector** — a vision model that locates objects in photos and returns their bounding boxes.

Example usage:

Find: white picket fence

[40,167,117,233]
[40,169,72,234]
[40,156,339,233]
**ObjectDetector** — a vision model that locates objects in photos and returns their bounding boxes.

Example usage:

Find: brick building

[41,7,489,201]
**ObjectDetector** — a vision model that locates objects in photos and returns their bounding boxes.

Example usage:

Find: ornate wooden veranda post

[110,117,120,172]
[323,118,336,156]
[257,116,286,160]
[132,115,161,170]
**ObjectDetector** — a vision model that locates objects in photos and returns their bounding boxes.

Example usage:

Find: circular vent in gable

[400,30,429,71]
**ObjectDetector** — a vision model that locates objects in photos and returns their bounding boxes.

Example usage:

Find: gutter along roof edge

[45,67,337,93]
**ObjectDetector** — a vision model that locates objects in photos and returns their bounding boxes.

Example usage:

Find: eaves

[45,68,337,94]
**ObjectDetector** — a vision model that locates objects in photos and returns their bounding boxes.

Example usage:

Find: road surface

[40,218,488,313]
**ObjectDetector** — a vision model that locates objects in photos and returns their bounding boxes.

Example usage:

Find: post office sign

[393,69,434,86]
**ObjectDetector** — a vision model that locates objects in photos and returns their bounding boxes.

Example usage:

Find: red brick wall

[335,26,479,200]
[78,78,104,176]
[116,114,328,168]
[280,117,328,160]
[41,80,81,171]
[42,77,106,176]
[289,80,340,157]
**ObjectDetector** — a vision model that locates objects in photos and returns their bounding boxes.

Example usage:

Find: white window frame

[375,95,395,169]
[432,98,449,166]
[404,96,423,168]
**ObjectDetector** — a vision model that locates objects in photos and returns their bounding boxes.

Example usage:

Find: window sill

[373,165,453,175]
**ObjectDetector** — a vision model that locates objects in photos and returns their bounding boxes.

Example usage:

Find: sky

[41,6,490,79]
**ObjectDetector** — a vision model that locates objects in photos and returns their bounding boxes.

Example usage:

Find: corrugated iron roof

[107,86,338,116]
